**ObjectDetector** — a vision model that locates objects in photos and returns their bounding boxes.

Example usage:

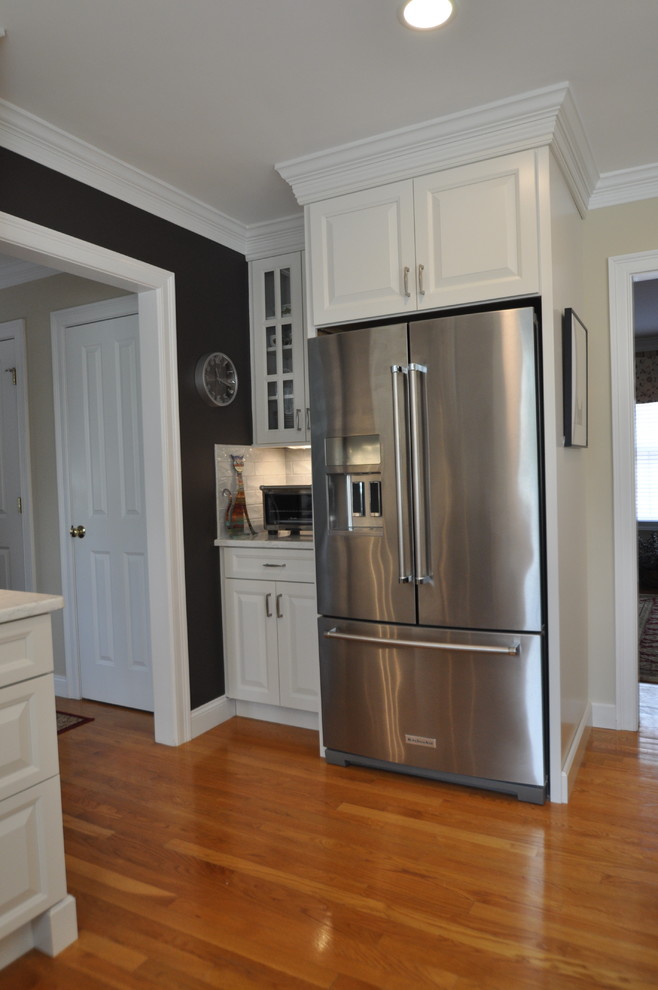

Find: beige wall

[583,198,658,707]
[0,273,129,675]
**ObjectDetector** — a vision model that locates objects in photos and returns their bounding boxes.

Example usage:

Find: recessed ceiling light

[401,0,454,30]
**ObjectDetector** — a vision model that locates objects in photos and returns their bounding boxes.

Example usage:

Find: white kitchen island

[0,590,77,970]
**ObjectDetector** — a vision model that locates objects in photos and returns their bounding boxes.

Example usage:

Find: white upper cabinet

[250,252,309,445]
[308,181,417,324]
[308,150,540,326]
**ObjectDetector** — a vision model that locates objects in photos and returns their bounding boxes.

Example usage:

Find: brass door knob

[70,525,86,539]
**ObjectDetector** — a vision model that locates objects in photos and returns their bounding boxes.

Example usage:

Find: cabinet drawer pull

[263,563,286,567]
[276,593,283,618]
[403,266,411,298]
[265,593,272,618]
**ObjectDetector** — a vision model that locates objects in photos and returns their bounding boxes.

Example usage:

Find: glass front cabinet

[250,252,309,445]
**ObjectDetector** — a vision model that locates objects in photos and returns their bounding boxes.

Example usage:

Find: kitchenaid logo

[405,734,437,749]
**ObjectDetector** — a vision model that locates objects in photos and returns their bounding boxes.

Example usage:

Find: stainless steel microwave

[261,485,313,536]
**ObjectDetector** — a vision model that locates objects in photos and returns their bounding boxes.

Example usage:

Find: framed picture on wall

[563,308,588,448]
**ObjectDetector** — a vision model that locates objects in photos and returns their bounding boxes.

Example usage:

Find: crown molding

[0,98,250,256]
[244,213,305,261]
[276,83,599,216]
[3,91,657,269]
[590,163,658,210]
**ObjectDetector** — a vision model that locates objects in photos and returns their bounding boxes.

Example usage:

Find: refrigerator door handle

[324,628,521,656]
[408,362,431,584]
[391,364,413,584]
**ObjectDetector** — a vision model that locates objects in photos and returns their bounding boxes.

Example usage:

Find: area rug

[639,595,658,684]
[56,711,94,735]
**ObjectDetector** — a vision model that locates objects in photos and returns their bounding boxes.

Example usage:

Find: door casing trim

[0,317,35,590]
[0,211,190,745]
[609,249,658,731]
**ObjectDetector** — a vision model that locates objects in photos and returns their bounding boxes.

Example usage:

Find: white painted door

[63,304,153,710]
[0,323,32,591]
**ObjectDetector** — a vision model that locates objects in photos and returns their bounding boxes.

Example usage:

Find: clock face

[195,352,238,407]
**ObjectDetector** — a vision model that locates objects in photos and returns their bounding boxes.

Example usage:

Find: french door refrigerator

[308,306,547,804]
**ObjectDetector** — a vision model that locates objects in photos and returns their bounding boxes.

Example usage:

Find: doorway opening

[633,275,658,724]
[0,211,190,745]
[610,250,658,731]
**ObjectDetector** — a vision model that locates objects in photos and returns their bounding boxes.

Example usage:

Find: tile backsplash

[215,445,312,536]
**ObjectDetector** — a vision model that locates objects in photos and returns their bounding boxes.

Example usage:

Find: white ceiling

[0,0,656,227]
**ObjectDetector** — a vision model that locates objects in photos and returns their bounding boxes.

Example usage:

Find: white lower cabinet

[0,601,77,968]
[0,777,67,942]
[221,546,319,715]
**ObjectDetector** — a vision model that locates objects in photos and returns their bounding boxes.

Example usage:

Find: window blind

[635,401,658,521]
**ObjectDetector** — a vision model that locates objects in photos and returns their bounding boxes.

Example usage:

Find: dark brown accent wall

[0,147,250,707]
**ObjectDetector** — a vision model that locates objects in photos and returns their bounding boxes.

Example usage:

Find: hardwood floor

[5,698,658,989]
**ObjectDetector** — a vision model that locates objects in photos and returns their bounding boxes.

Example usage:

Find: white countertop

[0,589,65,624]
[215,532,314,549]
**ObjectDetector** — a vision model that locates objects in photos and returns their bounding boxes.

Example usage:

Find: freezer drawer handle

[324,628,520,656]
[391,364,412,584]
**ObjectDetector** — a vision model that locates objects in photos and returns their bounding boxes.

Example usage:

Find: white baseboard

[190,695,236,738]
[559,702,592,803]
[234,699,319,731]
[0,895,78,971]
[53,675,71,698]
[590,702,617,729]
[0,922,34,970]
[32,895,78,957]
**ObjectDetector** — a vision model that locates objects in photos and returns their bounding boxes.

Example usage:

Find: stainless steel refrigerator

[308,306,547,804]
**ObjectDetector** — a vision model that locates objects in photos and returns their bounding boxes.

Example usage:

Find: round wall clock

[194,352,238,407]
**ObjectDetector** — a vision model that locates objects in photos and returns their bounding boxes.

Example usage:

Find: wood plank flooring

[5,693,658,989]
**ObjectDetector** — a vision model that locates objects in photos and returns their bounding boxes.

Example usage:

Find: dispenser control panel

[324,435,383,533]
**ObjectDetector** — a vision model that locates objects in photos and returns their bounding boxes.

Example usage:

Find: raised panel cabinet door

[0,776,67,940]
[223,578,280,704]
[0,612,53,690]
[413,151,540,309]
[0,674,59,803]
[276,582,320,712]
[308,181,417,325]
[250,253,308,445]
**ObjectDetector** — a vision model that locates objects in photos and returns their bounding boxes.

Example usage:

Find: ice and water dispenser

[324,434,383,532]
